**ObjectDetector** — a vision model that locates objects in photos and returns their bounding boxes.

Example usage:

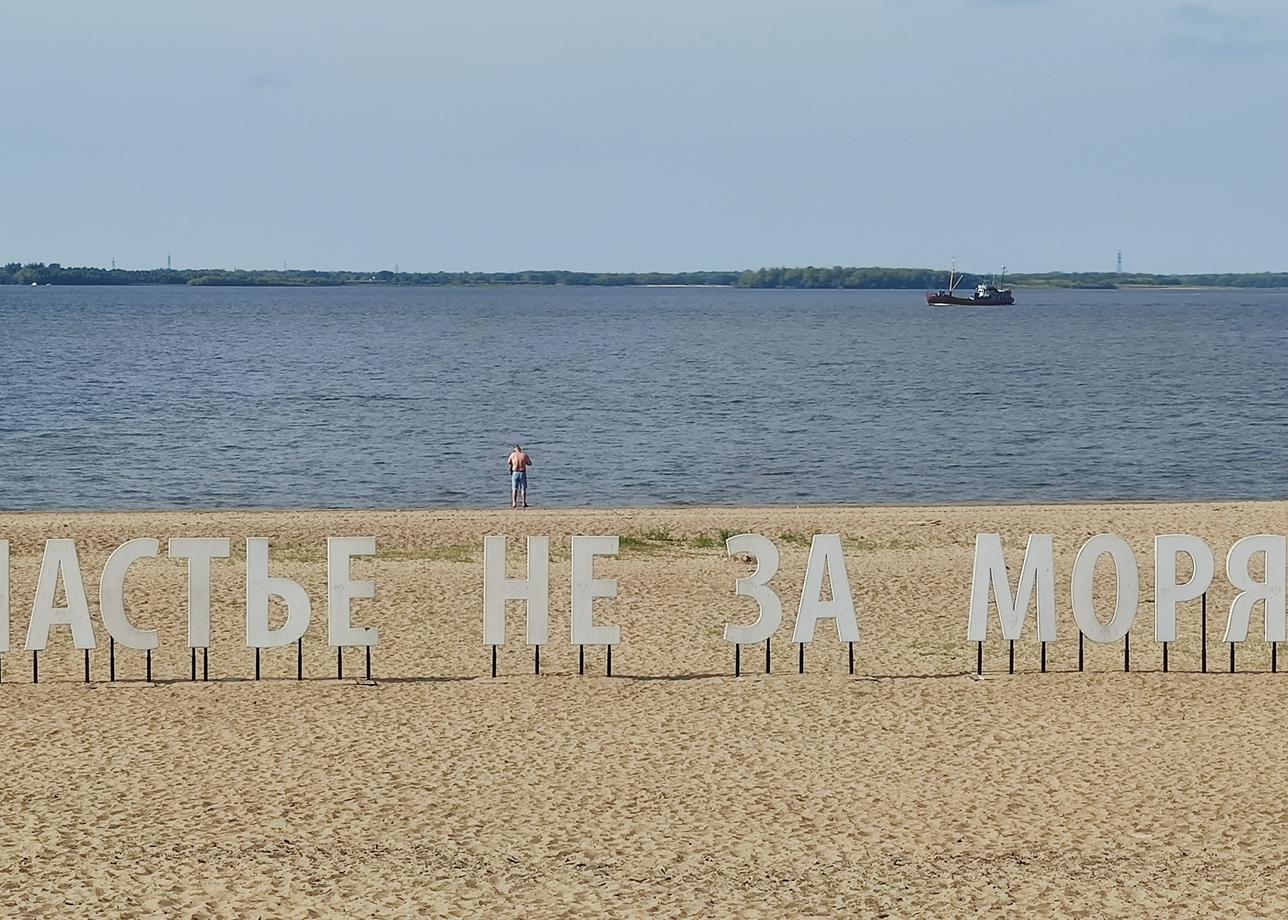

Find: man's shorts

[512,471,528,490]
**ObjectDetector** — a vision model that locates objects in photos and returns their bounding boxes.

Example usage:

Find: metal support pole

[1274,643,1278,674]
[255,648,261,681]
[1078,631,1084,672]
[32,651,38,684]
[365,646,372,681]
[1008,639,1014,675]
[735,644,741,677]
[84,649,90,683]
[1040,641,1047,673]
[976,641,983,676]
[535,645,540,675]
[337,647,343,680]
[765,637,771,674]
[1201,592,1208,673]
[1124,632,1130,673]
[1230,642,1235,674]
[606,644,612,677]
[1163,642,1169,673]
[191,648,196,681]
[579,644,585,675]
[491,645,497,678]
[146,649,152,683]
[203,647,208,681]
[848,641,854,676]
[297,638,303,681]
[798,642,804,675]
[110,637,116,682]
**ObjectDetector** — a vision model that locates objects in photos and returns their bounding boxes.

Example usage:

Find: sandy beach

[2,501,1287,917]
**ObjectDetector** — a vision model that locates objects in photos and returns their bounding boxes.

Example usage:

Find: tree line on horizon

[4,261,1288,290]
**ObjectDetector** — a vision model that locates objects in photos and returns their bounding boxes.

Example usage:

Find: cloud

[247,69,293,90]
[1163,2,1286,59]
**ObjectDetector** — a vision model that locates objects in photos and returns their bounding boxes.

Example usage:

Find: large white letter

[723,534,782,644]
[483,536,550,646]
[1154,535,1214,643]
[245,538,311,648]
[328,537,378,647]
[26,539,97,651]
[1071,534,1138,643]
[1224,535,1286,643]
[0,541,8,654]
[168,538,231,649]
[570,535,620,646]
[791,534,859,643]
[966,534,1056,642]
[100,538,160,650]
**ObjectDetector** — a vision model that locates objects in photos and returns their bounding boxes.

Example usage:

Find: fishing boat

[926,264,1014,306]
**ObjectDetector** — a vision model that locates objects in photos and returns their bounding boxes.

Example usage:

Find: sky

[3,0,1286,274]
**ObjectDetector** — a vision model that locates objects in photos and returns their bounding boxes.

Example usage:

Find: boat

[926,264,1014,306]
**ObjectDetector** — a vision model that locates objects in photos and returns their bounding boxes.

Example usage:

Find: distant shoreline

[5,262,1288,290]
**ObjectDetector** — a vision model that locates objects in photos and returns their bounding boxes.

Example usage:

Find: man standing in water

[507,445,533,508]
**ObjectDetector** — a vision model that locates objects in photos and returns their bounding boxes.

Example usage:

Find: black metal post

[255,647,261,681]
[848,641,854,676]
[337,646,343,680]
[1230,642,1235,674]
[191,648,196,681]
[1163,642,1169,673]
[765,637,771,674]
[976,641,983,676]
[491,645,497,678]
[798,642,804,675]
[203,647,208,681]
[535,645,540,675]
[606,644,612,677]
[735,644,741,677]
[1078,631,1084,672]
[1201,592,1208,673]
[1008,639,1014,675]
[365,645,372,681]
[84,649,90,683]
[1124,632,1130,673]
[146,649,152,683]
[579,644,585,675]
[32,651,38,684]
[1040,641,1047,673]
[296,638,303,681]
[110,637,116,682]
[1274,643,1278,674]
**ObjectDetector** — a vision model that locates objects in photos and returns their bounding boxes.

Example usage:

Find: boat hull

[926,291,1014,306]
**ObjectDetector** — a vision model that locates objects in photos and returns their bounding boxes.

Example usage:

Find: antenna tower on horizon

[1116,251,1122,273]
[167,254,171,270]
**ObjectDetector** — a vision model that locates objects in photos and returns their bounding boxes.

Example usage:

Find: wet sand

[1,502,1286,917]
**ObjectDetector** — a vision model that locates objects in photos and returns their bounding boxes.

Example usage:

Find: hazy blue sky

[4,1,1285,273]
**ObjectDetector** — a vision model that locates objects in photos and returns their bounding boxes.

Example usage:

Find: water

[1,284,1286,510]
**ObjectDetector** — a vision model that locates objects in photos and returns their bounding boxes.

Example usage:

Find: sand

[1,501,1286,917]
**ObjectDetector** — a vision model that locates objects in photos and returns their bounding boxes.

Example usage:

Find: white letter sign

[967,534,1056,642]
[723,533,782,644]
[1224,535,1286,643]
[1071,534,1138,643]
[27,539,97,651]
[100,538,160,650]
[169,538,231,649]
[1154,535,1214,643]
[328,537,378,647]
[483,536,550,646]
[792,534,859,643]
[245,538,311,648]
[570,535,621,646]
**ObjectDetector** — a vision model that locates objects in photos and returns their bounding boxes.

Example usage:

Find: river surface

[1,284,1286,510]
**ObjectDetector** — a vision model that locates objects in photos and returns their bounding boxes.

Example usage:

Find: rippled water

[1,284,1286,509]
